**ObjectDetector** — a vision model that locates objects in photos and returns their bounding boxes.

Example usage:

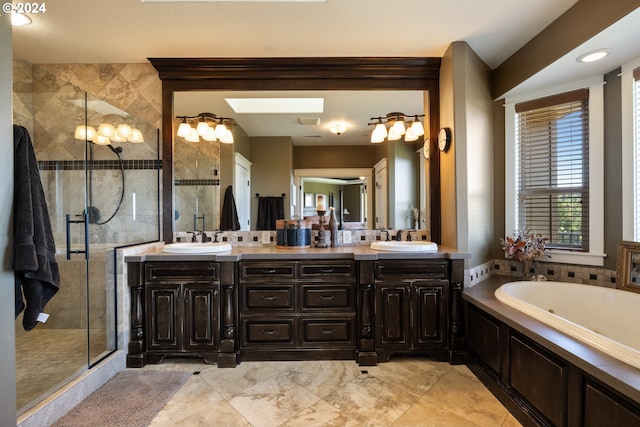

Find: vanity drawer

[242,319,295,345]
[299,262,355,278]
[243,285,295,311]
[145,262,219,284]
[300,284,354,311]
[301,318,355,345]
[240,262,295,279]
[375,260,448,279]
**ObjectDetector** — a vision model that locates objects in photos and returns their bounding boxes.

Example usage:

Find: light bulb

[202,126,217,141]
[371,122,387,143]
[128,128,144,143]
[215,123,228,140]
[98,123,115,137]
[196,120,210,136]
[110,132,126,143]
[74,125,96,141]
[185,128,200,143]
[220,128,234,144]
[116,124,132,138]
[94,134,111,145]
[177,122,191,138]
[410,118,424,136]
[390,119,405,137]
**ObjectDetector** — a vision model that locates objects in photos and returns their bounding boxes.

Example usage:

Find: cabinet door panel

[377,285,409,346]
[414,282,448,347]
[510,334,567,427]
[146,286,180,351]
[184,285,218,350]
[584,382,640,427]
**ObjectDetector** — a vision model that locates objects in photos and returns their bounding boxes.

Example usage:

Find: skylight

[225,98,324,114]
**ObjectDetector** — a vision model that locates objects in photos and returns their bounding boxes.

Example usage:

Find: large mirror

[150,57,442,242]
[173,89,427,232]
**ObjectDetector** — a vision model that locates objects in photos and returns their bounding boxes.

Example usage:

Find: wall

[293,145,377,169]
[0,13,17,426]
[439,42,494,267]
[439,45,457,248]
[603,69,624,270]
[250,136,293,228]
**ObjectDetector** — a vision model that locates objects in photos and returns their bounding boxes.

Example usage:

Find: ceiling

[11,1,640,145]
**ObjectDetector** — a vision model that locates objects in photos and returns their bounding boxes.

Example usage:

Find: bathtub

[495,281,640,370]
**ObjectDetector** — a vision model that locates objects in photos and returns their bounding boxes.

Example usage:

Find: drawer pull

[262,329,277,335]
[320,268,334,274]
[320,295,335,300]
[262,295,276,300]
[262,269,277,274]
[321,329,335,334]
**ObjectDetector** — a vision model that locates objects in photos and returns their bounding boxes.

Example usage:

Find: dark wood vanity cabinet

[466,305,640,426]
[126,261,236,367]
[238,260,357,360]
[374,260,449,362]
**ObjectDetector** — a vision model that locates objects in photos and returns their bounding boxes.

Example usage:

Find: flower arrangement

[500,228,548,262]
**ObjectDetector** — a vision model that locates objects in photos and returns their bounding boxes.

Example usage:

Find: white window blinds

[515,89,589,251]
[634,68,640,241]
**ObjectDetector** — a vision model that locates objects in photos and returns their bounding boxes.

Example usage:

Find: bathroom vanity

[125,245,469,368]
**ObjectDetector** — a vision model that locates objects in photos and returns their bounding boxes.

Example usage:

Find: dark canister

[276,219,312,248]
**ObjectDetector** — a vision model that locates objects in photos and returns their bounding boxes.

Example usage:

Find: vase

[328,208,338,247]
[521,261,532,280]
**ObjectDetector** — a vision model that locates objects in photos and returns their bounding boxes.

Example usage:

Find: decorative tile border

[38,159,161,171]
[465,259,617,289]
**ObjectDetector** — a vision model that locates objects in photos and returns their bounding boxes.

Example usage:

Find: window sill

[540,249,606,267]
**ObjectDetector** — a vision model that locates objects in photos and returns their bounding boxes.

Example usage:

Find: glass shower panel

[14,62,161,413]
[14,67,90,411]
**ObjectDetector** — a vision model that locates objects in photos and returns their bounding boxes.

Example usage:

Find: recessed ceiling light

[577,49,610,63]
[11,12,32,26]
[225,98,324,114]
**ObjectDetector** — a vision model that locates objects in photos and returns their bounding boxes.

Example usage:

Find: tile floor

[144,358,522,427]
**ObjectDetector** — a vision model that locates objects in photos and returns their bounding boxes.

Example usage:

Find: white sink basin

[162,242,232,254]
[370,241,438,252]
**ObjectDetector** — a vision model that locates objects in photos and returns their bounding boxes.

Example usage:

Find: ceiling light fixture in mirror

[176,112,234,144]
[369,112,425,143]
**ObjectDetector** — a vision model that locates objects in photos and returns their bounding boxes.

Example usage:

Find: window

[505,78,604,266]
[515,90,589,251]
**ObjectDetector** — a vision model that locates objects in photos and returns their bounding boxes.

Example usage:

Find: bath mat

[52,369,192,427]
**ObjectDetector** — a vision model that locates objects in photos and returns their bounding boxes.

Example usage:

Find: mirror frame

[616,240,640,293]
[149,57,442,243]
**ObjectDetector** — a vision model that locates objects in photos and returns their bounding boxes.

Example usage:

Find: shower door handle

[66,213,89,260]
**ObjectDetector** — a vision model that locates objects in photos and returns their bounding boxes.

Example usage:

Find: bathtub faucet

[533,274,547,282]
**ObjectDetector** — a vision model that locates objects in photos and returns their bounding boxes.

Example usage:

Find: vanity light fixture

[74,122,145,144]
[175,112,234,144]
[368,113,425,143]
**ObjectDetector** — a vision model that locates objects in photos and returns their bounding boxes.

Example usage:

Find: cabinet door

[413,281,448,348]
[376,284,410,348]
[146,284,181,351]
[184,284,218,351]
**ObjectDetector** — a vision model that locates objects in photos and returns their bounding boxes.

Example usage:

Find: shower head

[107,144,123,154]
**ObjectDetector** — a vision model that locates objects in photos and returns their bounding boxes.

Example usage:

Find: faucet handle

[213,231,222,243]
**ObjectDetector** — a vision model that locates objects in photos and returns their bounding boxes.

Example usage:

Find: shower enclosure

[13,64,160,413]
